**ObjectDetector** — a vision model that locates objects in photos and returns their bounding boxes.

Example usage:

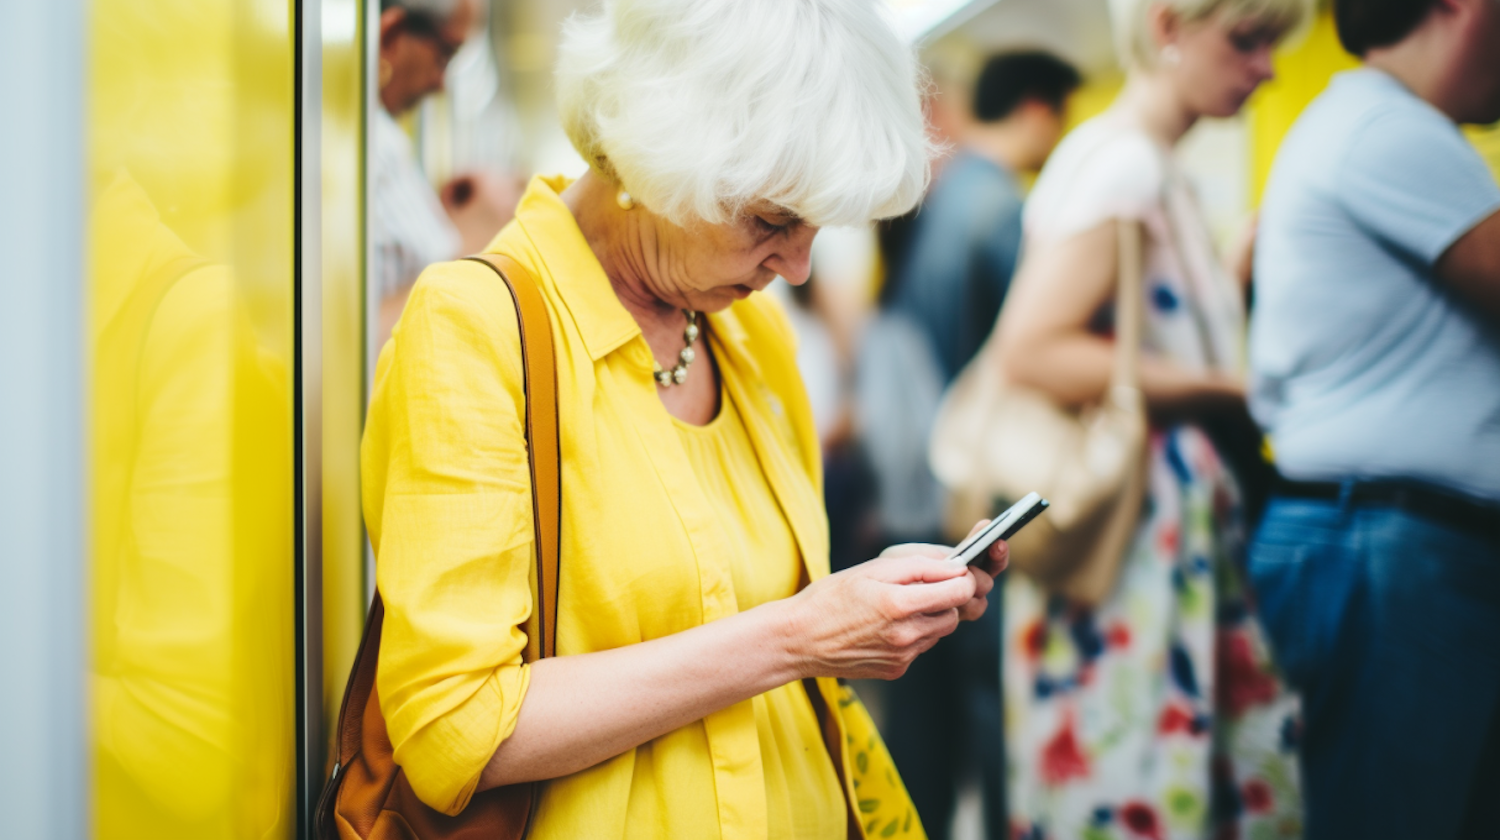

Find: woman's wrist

[747,594,815,686]
[1204,371,1247,407]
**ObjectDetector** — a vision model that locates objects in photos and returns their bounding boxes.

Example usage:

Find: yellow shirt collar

[495,174,642,362]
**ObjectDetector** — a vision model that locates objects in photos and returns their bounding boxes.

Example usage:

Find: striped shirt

[370,107,462,299]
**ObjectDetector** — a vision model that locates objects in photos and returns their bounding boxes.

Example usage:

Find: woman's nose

[766,226,819,285]
[1251,47,1276,83]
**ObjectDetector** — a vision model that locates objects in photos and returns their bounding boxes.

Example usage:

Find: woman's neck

[563,170,681,327]
[1116,72,1199,148]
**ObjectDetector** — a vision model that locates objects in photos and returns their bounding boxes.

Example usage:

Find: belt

[1274,478,1500,539]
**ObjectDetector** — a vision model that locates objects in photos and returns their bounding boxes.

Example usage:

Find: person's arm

[478,543,1005,790]
[440,170,524,255]
[994,219,1243,419]
[1435,208,1500,325]
[1332,107,1500,326]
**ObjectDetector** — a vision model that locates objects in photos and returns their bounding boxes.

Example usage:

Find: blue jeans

[1249,494,1500,840]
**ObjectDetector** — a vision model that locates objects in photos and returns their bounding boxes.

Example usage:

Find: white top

[1249,69,1500,501]
[1024,112,1245,374]
[369,108,462,299]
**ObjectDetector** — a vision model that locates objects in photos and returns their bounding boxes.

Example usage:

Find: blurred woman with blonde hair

[991,0,1310,836]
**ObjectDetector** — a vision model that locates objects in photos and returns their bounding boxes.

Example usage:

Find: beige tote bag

[929,220,1148,607]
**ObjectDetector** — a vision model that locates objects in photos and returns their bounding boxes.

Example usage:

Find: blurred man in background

[885,51,1080,381]
[373,0,519,345]
[1248,0,1500,836]
[868,51,1080,840]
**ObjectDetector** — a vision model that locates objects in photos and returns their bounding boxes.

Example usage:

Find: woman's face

[1166,10,1284,118]
[647,203,820,313]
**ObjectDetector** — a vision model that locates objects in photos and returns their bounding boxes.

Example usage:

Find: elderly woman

[991,0,1309,837]
[360,0,1005,837]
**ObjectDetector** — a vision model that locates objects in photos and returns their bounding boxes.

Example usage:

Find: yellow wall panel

[1249,10,1500,199]
[88,1,296,837]
[1067,71,1125,131]
[1464,123,1500,182]
[1248,11,1361,205]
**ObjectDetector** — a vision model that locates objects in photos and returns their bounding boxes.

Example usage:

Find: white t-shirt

[1025,112,1246,375]
[1249,69,1500,502]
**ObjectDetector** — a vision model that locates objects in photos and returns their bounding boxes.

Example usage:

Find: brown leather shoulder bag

[316,253,561,840]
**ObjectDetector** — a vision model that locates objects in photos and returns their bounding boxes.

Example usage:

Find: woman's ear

[1145,1,1182,54]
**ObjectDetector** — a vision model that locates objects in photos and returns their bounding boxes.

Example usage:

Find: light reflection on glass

[88,1,296,836]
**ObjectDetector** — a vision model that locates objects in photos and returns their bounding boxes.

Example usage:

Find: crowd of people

[351,0,1500,838]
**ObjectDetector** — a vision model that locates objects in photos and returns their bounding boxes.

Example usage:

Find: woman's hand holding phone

[782,528,1007,681]
[781,497,1041,682]
[880,523,1009,623]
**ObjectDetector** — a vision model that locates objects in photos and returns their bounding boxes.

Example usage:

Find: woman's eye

[755,216,788,235]
[1229,30,1271,53]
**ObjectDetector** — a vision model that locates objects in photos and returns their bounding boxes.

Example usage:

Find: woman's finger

[982,539,1009,575]
[970,567,995,601]
[903,608,961,645]
[865,554,969,586]
[889,573,975,616]
[957,595,989,623]
[878,542,951,560]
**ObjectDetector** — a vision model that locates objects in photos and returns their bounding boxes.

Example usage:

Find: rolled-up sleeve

[362,264,535,816]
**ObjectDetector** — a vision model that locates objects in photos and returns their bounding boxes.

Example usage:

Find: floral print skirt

[1005,426,1302,840]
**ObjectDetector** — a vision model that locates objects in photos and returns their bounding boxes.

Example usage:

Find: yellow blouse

[672,396,845,839]
[362,175,859,839]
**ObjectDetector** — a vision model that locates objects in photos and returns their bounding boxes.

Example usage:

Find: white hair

[1109,0,1311,69]
[555,0,933,228]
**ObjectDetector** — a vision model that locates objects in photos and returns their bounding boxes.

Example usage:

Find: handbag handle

[465,254,562,661]
[1110,219,1145,396]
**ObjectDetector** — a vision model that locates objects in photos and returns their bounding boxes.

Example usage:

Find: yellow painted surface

[1249,10,1500,200]
[87,1,296,837]
[320,0,369,776]
[1464,123,1500,182]
[1067,71,1126,131]
[1248,11,1360,205]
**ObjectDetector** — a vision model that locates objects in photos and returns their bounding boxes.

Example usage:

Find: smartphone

[946,492,1050,566]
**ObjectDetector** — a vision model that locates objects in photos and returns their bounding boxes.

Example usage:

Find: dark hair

[972,51,1082,124]
[380,0,451,37]
[1334,0,1438,55]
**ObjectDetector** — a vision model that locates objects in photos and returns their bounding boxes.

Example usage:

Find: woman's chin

[1212,91,1256,118]
[696,284,754,311]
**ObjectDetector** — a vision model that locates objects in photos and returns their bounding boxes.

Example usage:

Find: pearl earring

[616,190,635,211]
[1161,44,1182,66]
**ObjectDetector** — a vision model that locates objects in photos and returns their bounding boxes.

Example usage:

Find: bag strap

[465,254,561,661]
[331,253,561,768]
[1110,219,1145,395]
